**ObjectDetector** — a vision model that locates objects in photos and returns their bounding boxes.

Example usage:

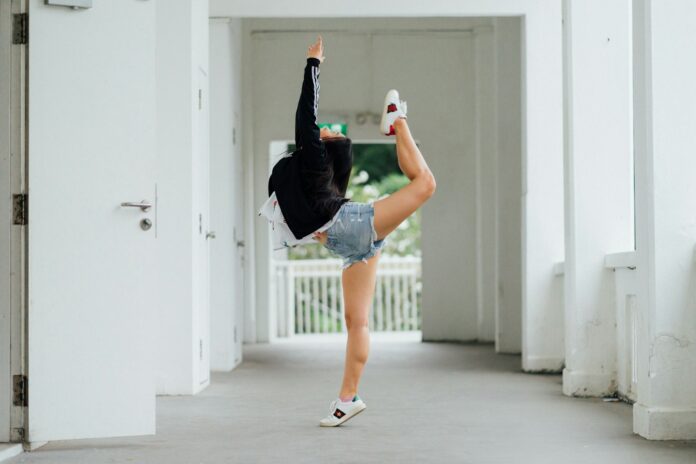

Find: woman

[259,36,436,427]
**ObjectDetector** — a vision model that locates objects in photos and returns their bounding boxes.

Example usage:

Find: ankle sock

[339,394,356,403]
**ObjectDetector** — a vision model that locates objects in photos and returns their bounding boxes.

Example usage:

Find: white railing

[274,256,422,336]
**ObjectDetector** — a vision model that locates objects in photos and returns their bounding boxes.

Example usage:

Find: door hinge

[11,427,25,442]
[12,194,27,225]
[12,13,28,45]
[13,375,27,407]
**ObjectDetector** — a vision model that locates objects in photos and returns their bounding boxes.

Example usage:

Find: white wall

[399,32,477,341]
[562,0,634,395]
[243,18,490,342]
[209,18,244,371]
[632,0,696,440]
[494,18,523,354]
[211,0,557,18]
[155,0,210,395]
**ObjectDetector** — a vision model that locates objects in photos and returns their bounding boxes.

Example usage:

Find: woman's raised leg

[338,249,381,399]
[373,118,436,240]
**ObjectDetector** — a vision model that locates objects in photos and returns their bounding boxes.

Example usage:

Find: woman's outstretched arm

[294,36,325,158]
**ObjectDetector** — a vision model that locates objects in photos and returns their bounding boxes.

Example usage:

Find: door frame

[1,0,27,444]
[224,1,565,363]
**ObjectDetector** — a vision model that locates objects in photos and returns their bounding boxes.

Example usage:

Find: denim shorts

[324,201,387,269]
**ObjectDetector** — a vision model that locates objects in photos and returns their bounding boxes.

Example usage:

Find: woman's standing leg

[373,118,436,239]
[338,249,381,399]
[336,117,433,398]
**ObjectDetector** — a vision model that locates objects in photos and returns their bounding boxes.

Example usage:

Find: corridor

[8,334,695,464]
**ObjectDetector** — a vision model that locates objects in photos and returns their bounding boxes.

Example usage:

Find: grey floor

[8,332,696,464]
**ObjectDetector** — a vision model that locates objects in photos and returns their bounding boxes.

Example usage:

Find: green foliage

[288,143,420,260]
[351,144,399,183]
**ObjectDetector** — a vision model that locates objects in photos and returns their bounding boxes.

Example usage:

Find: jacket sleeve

[294,57,324,163]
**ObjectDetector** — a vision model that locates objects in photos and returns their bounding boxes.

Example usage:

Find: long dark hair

[302,137,353,217]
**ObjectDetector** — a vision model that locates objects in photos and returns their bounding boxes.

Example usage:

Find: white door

[230,110,245,363]
[210,20,244,370]
[26,1,157,442]
[194,67,211,386]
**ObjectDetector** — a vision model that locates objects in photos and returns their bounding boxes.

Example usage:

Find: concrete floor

[0,444,22,462]
[7,332,696,464]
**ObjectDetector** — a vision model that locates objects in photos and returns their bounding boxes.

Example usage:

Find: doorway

[268,139,424,338]
[249,19,514,344]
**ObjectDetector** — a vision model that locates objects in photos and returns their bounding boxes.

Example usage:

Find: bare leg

[392,117,430,180]
[338,249,381,399]
[373,118,436,240]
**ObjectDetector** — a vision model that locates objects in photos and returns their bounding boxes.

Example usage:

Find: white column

[495,10,566,370]
[519,7,566,372]
[561,0,634,396]
[632,0,696,440]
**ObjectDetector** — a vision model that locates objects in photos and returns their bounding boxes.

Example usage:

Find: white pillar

[632,0,696,440]
[561,0,634,396]
[495,15,565,365]
[520,7,566,371]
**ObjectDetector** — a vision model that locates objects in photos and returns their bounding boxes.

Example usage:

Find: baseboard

[633,403,696,440]
[562,368,616,397]
[523,356,564,373]
[25,441,47,451]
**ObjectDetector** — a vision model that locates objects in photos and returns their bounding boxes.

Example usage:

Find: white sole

[379,89,399,135]
[319,402,367,427]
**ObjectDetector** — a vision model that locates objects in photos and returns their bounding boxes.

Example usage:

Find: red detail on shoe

[387,125,395,136]
[334,409,345,419]
[387,103,397,113]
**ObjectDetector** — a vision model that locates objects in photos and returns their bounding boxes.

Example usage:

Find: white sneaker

[319,395,367,427]
[379,89,408,136]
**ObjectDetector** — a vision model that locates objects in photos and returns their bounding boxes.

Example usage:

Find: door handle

[120,200,152,212]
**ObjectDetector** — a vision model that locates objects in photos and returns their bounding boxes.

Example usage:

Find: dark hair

[303,137,353,217]
[324,137,353,196]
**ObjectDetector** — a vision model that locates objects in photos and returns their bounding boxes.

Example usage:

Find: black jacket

[267,58,350,239]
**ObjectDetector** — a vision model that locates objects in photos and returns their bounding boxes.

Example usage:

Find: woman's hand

[312,230,328,245]
[307,35,325,63]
